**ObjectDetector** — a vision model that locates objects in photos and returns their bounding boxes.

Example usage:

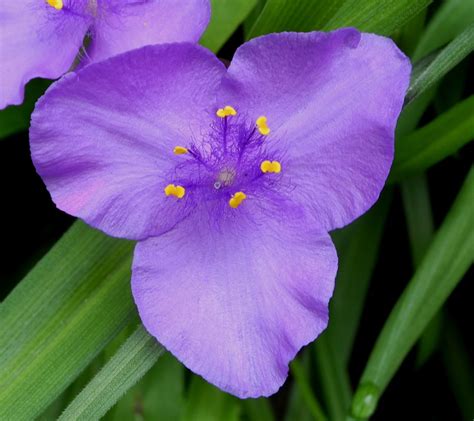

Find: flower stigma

[165,106,282,210]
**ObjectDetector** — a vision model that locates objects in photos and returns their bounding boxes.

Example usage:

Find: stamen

[229,191,247,209]
[173,146,189,155]
[216,106,237,118]
[260,160,281,174]
[164,184,185,199]
[256,116,270,135]
[46,0,63,10]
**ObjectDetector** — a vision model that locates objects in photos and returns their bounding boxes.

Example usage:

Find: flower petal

[30,43,226,240]
[132,208,337,398]
[220,29,411,230]
[85,0,211,64]
[0,1,90,109]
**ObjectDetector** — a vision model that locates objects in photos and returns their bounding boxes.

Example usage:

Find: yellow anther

[216,105,237,118]
[164,184,185,199]
[229,191,247,209]
[260,160,281,174]
[46,0,63,10]
[256,116,270,135]
[173,146,188,155]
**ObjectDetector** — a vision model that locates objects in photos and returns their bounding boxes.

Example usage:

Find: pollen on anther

[173,146,188,155]
[229,191,247,209]
[216,106,237,118]
[260,160,281,174]
[46,0,63,10]
[164,184,185,199]
[256,116,270,135]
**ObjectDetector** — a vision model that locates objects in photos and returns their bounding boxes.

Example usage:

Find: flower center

[164,106,282,210]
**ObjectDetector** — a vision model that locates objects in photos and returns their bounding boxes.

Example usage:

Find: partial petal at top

[132,207,337,398]
[85,0,211,64]
[0,0,90,108]
[221,29,411,230]
[30,43,226,240]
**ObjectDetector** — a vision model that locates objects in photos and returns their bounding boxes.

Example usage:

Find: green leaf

[391,95,474,181]
[442,318,474,419]
[243,399,275,421]
[328,193,392,366]
[406,23,474,104]
[59,325,163,420]
[400,175,434,266]
[313,335,351,421]
[413,0,474,60]
[106,352,185,421]
[313,194,391,421]
[323,0,432,35]
[351,167,474,419]
[0,222,134,420]
[182,376,242,421]
[247,0,347,39]
[0,79,51,139]
[200,0,258,52]
[290,358,328,421]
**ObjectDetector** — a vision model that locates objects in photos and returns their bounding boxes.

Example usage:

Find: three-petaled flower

[0,0,210,108]
[30,28,411,398]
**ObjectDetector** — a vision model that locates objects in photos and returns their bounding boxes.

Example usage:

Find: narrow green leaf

[328,193,392,366]
[442,318,474,419]
[244,399,275,421]
[313,335,351,421]
[107,352,185,421]
[290,358,327,421]
[247,0,347,39]
[284,354,313,421]
[200,0,258,52]
[406,24,474,103]
[182,376,242,421]
[391,95,474,181]
[59,325,163,420]
[324,0,432,35]
[351,167,474,419]
[0,222,134,420]
[413,0,474,60]
[400,175,434,266]
[0,79,51,139]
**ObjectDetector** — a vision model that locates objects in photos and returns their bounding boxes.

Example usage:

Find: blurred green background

[0,0,473,419]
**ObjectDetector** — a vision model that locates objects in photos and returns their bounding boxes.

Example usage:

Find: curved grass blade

[351,167,474,419]
[247,0,346,39]
[200,0,258,52]
[391,95,474,181]
[324,0,431,35]
[406,23,474,104]
[413,0,474,60]
[59,325,163,420]
[290,358,327,421]
[0,222,134,420]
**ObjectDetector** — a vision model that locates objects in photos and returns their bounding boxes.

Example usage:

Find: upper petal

[85,0,211,64]
[132,206,337,398]
[30,43,226,240]
[220,29,411,230]
[0,0,90,109]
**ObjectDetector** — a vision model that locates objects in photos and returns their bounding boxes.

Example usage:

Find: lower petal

[132,212,337,398]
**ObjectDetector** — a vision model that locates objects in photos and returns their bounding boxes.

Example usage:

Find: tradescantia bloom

[0,0,210,109]
[30,29,411,398]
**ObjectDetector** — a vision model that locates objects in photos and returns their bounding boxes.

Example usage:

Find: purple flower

[0,0,210,109]
[30,29,411,398]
